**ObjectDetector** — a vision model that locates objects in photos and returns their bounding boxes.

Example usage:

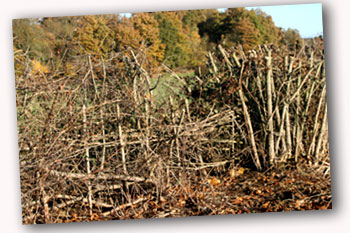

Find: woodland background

[13,8,303,71]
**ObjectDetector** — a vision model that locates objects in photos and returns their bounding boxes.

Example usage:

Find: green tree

[198,10,224,46]
[281,28,302,46]
[198,8,282,50]
[245,9,279,44]
[156,11,206,67]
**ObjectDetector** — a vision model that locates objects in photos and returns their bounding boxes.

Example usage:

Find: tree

[40,16,78,56]
[72,15,116,56]
[156,11,206,67]
[198,10,224,46]
[12,18,53,60]
[198,8,282,50]
[155,11,185,67]
[282,28,302,46]
[246,9,279,44]
[132,13,165,66]
[113,13,165,67]
[235,17,261,50]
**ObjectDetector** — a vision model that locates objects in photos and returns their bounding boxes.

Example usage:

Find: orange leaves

[145,92,152,100]
[255,189,263,195]
[315,205,329,210]
[178,198,186,207]
[261,201,271,209]
[206,177,221,186]
[235,17,261,51]
[71,213,79,222]
[295,200,305,210]
[233,197,244,205]
[89,213,100,221]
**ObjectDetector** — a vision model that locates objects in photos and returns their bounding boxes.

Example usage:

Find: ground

[56,163,331,223]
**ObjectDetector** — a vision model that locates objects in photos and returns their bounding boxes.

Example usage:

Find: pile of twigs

[187,38,328,170]
[15,38,330,224]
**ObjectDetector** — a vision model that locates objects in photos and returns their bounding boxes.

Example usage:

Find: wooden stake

[239,64,262,170]
[266,50,276,164]
[117,104,128,175]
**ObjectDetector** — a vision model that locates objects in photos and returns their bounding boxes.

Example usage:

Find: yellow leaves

[238,167,245,175]
[145,92,151,100]
[255,189,264,195]
[114,21,142,50]
[73,15,115,56]
[31,59,49,75]
[114,13,165,68]
[317,205,329,210]
[229,167,246,178]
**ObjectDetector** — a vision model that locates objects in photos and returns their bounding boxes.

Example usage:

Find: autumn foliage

[13,8,303,71]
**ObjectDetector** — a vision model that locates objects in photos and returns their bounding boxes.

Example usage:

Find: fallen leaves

[261,201,270,209]
[229,167,246,178]
[206,177,221,186]
[25,166,331,223]
[89,213,100,221]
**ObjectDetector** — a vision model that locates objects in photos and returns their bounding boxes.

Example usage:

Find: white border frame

[1,1,349,232]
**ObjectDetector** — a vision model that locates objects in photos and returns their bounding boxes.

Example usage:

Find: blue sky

[245,3,323,38]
